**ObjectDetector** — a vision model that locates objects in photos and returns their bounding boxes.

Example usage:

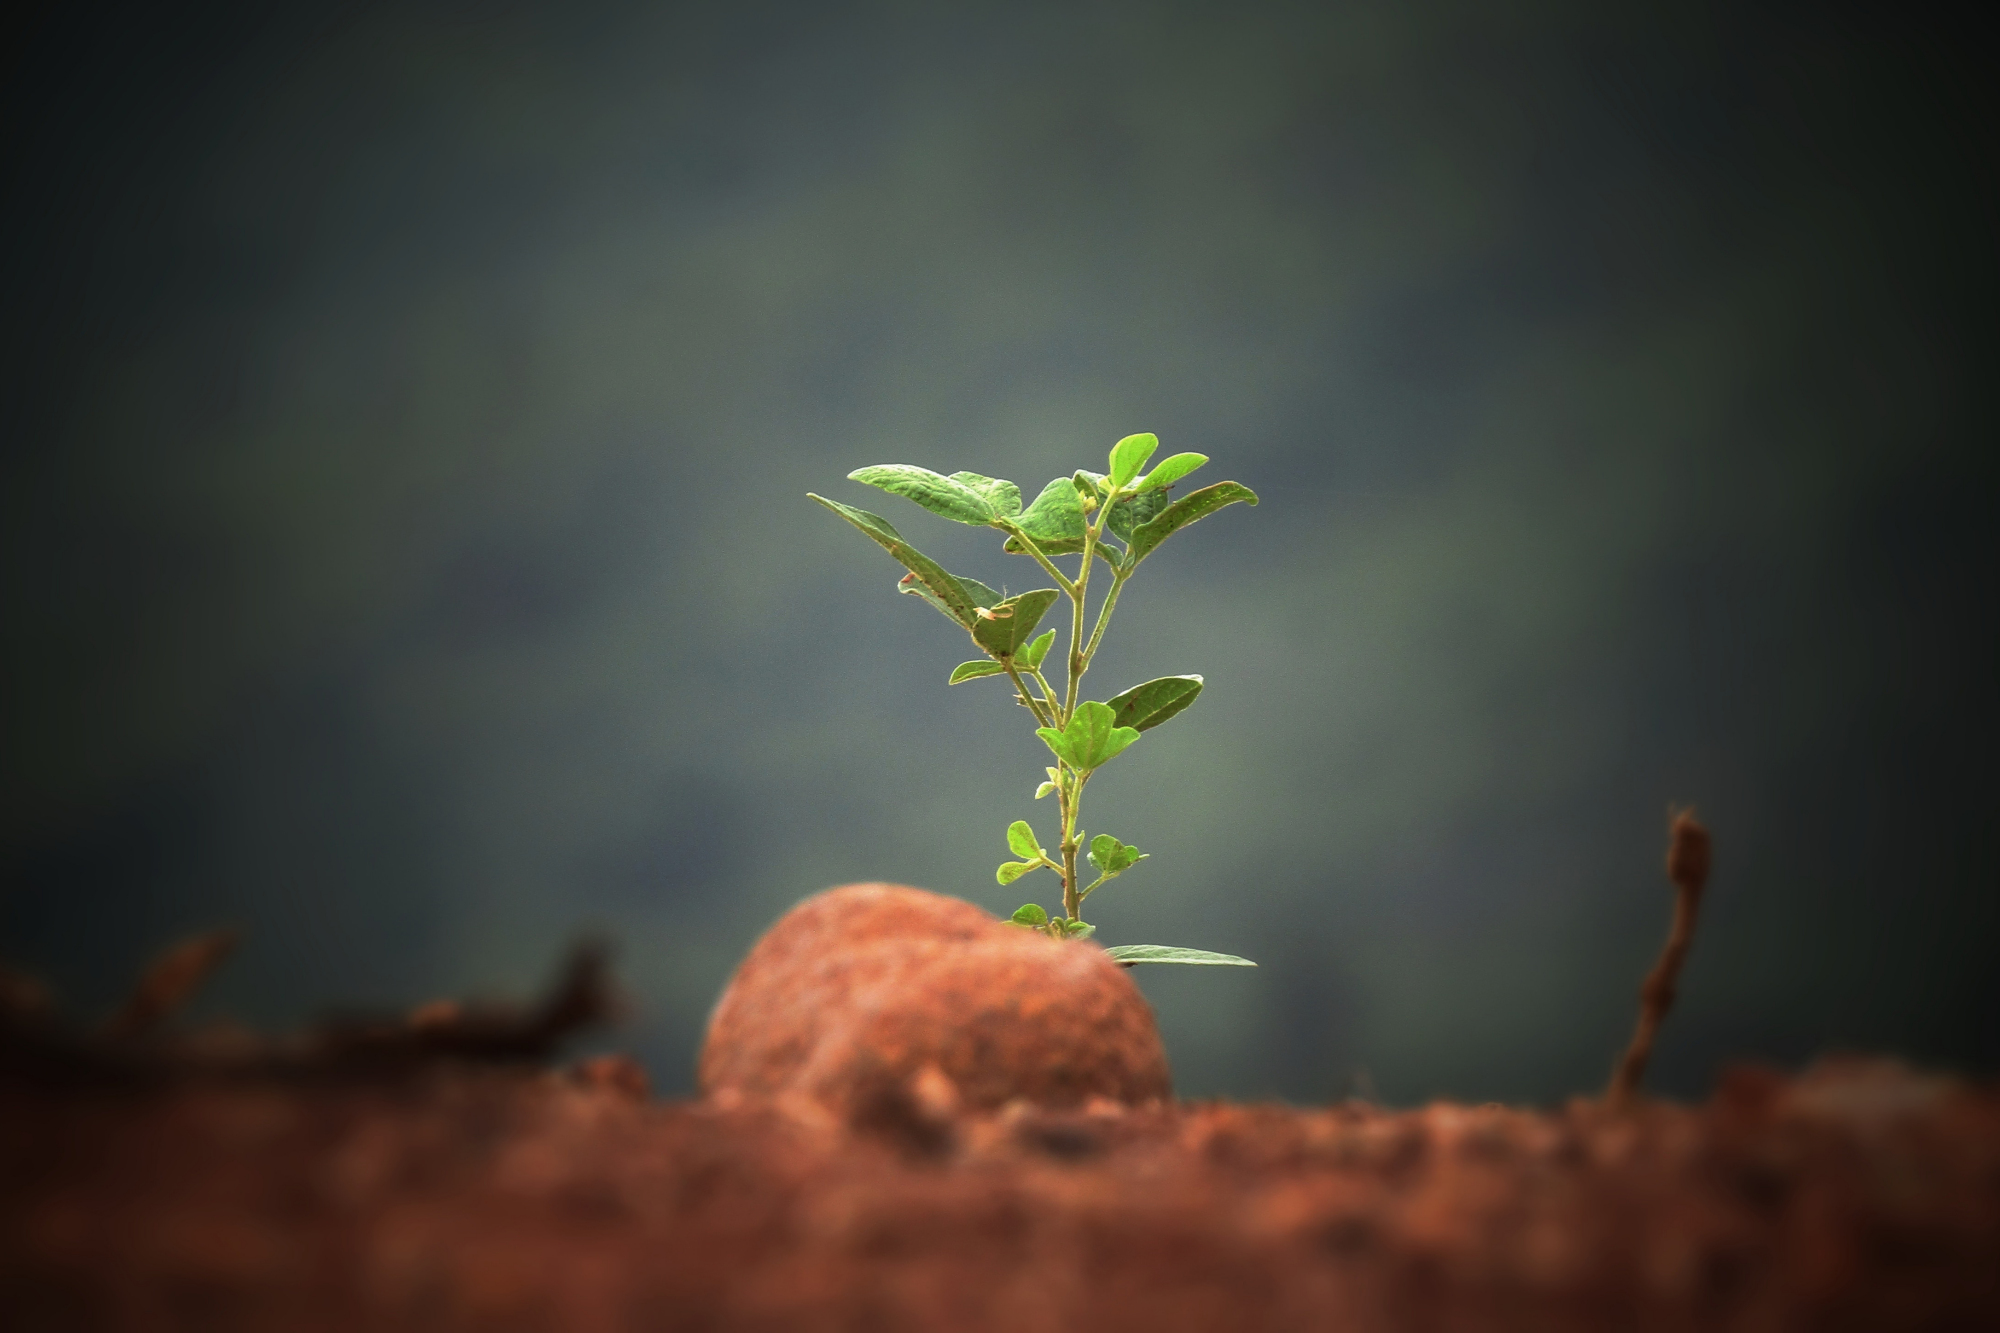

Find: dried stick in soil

[101,929,241,1041]
[1607,809,1712,1110]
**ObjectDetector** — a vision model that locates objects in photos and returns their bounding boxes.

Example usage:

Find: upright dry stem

[1607,809,1713,1111]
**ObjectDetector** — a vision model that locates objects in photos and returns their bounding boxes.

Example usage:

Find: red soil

[4,1056,1996,1331]
[3,887,1995,1330]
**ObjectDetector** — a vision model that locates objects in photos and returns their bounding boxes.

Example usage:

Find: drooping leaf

[1035,699,1140,771]
[1108,433,1159,487]
[1063,920,1097,939]
[900,570,1003,625]
[848,465,1002,525]
[1104,675,1204,733]
[949,660,1007,685]
[1020,629,1056,671]
[1126,481,1260,564]
[1105,486,1173,543]
[948,471,1022,518]
[809,495,984,627]
[1002,477,1086,554]
[1088,833,1146,877]
[1104,945,1257,967]
[1011,902,1049,926]
[997,861,1038,885]
[1006,820,1041,859]
[972,588,1061,660]
[1132,452,1207,492]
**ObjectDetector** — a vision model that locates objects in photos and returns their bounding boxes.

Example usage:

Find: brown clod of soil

[698,882,1172,1118]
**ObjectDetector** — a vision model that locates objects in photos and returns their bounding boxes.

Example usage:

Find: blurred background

[3,0,1994,1105]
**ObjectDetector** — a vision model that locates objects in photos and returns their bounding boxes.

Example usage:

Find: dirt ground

[4,1052,1996,1332]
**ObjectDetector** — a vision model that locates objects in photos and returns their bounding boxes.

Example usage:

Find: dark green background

[5,1,1994,1104]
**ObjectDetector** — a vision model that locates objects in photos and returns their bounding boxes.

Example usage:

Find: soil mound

[697,883,1172,1118]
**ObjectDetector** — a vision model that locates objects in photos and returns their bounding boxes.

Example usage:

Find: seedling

[809,433,1258,968]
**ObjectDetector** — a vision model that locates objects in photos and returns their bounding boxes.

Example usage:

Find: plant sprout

[809,433,1258,968]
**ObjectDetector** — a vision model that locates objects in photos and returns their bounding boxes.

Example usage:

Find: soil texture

[4,1054,1996,1332]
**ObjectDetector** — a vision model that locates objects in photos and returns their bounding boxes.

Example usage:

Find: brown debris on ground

[0,935,618,1085]
[3,1054,1996,1331]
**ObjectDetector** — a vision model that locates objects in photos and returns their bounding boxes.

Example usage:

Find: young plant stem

[1063,484,1116,721]
[1607,808,1713,1111]
[1083,571,1128,663]
[997,522,1078,601]
[1003,664,1054,728]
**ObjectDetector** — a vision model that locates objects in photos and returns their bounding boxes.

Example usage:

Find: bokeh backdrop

[4,0,1994,1105]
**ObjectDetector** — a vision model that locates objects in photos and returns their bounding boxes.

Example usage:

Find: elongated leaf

[809,495,982,627]
[1088,833,1145,877]
[849,465,1000,525]
[972,588,1060,659]
[949,660,1006,685]
[1127,481,1260,563]
[997,861,1037,885]
[1006,820,1041,859]
[1104,945,1257,967]
[1003,477,1086,554]
[1104,675,1204,733]
[1108,433,1159,487]
[900,571,1002,626]
[1036,699,1139,771]
[1133,452,1207,491]
[1020,629,1056,671]
[948,471,1022,518]
[1034,781,1056,799]
[1011,903,1049,926]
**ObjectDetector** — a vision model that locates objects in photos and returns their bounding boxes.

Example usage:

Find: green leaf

[1103,945,1257,967]
[1011,902,1049,926]
[1133,452,1207,491]
[1063,920,1097,939]
[1034,781,1056,799]
[1103,487,1171,545]
[947,471,1022,518]
[1088,833,1146,877]
[1002,477,1086,554]
[899,571,1002,626]
[972,588,1061,660]
[1020,629,1056,671]
[1006,820,1042,859]
[1035,700,1140,771]
[1126,481,1260,564]
[808,495,983,628]
[848,465,1002,525]
[1108,433,1159,487]
[997,861,1038,886]
[949,660,1007,685]
[1104,675,1204,733]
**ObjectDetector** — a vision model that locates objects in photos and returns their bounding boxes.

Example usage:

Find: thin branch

[102,929,240,1041]
[1607,809,1713,1111]
[1004,664,1055,727]
[1082,571,1128,664]
[994,521,1078,600]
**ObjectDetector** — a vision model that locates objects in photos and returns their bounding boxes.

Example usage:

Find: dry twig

[101,929,241,1040]
[1607,809,1712,1110]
